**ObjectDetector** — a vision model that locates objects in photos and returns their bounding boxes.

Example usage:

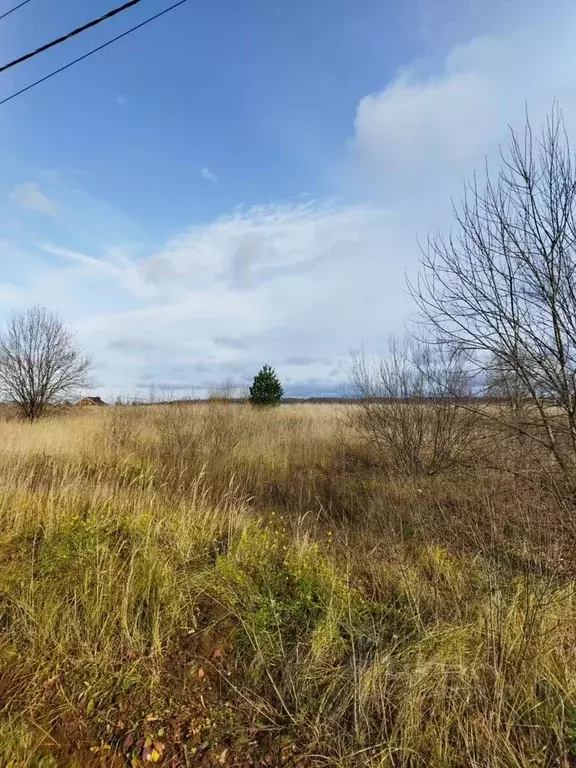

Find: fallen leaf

[218,747,228,765]
[122,733,134,752]
[152,741,165,756]
[197,667,205,679]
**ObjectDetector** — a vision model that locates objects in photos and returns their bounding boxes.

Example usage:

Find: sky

[0,0,575,399]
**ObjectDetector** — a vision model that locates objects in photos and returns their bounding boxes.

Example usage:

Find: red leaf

[122,733,134,752]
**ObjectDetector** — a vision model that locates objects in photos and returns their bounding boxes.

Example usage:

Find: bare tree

[0,306,92,420]
[411,106,576,476]
[348,336,479,475]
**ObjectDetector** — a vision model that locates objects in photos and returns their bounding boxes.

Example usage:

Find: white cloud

[200,167,218,184]
[352,1,576,194]
[65,200,399,397]
[10,182,56,217]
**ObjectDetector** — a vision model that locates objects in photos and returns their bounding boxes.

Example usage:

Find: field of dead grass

[0,402,575,767]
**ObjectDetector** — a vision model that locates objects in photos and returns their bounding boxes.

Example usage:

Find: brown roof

[77,396,107,406]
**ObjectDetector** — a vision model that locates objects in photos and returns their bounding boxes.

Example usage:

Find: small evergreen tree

[249,364,283,406]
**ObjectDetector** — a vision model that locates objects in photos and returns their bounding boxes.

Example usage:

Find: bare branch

[409,105,576,477]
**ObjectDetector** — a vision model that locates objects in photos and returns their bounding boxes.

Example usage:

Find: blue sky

[0,0,575,398]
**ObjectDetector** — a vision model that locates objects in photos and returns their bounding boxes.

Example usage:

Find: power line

[0,0,32,23]
[0,0,145,75]
[0,0,188,106]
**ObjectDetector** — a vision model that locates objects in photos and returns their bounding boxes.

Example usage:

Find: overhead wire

[0,0,189,106]
[0,0,145,74]
[0,0,33,23]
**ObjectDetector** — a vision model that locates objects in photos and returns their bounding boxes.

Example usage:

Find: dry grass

[0,403,575,766]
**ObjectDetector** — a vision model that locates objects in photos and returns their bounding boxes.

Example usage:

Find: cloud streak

[200,167,218,184]
[10,182,56,217]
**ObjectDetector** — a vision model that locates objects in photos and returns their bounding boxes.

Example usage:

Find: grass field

[0,402,576,766]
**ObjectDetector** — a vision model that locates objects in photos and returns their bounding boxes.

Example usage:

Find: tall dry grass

[0,403,574,766]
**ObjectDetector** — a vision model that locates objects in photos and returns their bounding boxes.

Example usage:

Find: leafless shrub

[0,306,92,421]
[348,336,480,475]
[208,377,239,402]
